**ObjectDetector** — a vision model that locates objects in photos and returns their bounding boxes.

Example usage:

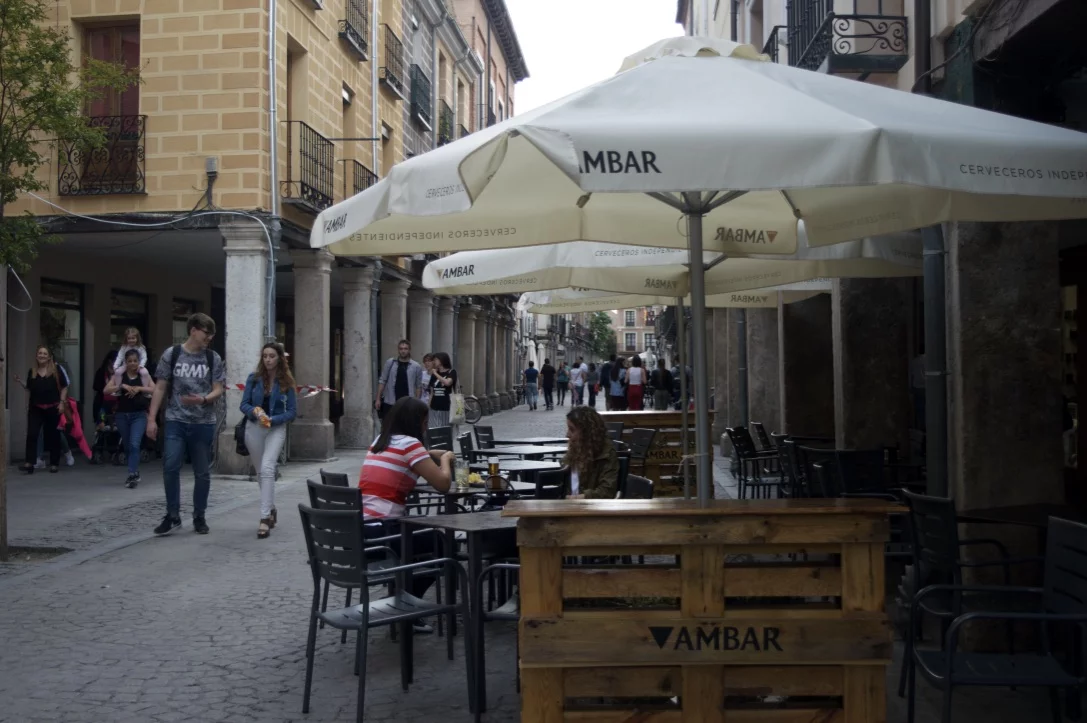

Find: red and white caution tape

[228,383,337,399]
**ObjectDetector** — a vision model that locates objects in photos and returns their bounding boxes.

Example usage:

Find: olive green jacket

[564,443,620,499]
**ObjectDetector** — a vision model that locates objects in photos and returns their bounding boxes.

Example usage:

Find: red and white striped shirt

[359,435,430,519]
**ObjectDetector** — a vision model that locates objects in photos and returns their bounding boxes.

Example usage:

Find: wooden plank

[505,498,903,518]
[722,606,846,620]
[726,711,844,723]
[840,543,884,614]
[563,666,681,698]
[681,546,726,617]
[723,563,842,598]
[565,546,682,557]
[724,666,844,697]
[684,665,725,723]
[564,567,682,599]
[842,666,886,723]
[721,544,840,556]
[518,515,889,548]
[563,712,681,723]
[522,668,564,723]
[520,616,892,666]
[521,547,564,616]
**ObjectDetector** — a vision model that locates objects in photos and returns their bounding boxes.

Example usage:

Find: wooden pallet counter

[599,410,712,497]
[502,498,901,723]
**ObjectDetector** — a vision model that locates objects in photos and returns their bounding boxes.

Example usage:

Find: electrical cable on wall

[6,268,33,312]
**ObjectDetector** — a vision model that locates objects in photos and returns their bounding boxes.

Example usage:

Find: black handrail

[58,115,147,196]
[762,24,785,64]
[343,159,378,198]
[380,25,405,95]
[486,106,496,127]
[338,0,368,59]
[409,65,432,127]
[438,100,454,145]
[282,120,334,212]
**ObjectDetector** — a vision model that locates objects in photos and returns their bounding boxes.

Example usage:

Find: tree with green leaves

[0,0,137,559]
[588,311,617,361]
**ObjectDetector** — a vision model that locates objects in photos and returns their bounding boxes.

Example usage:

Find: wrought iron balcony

[342,159,377,199]
[487,106,496,127]
[379,25,406,98]
[787,0,908,75]
[338,0,368,61]
[457,123,469,139]
[281,120,335,214]
[437,100,454,145]
[762,25,785,64]
[409,65,432,129]
[58,115,146,196]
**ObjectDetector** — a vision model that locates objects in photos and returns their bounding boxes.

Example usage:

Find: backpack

[164,344,216,405]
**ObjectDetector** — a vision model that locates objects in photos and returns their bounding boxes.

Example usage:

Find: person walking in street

[523,361,539,410]
[112,327,148,372]
[540,358,556,411]
[240,343,297,539]
[626,356,647,411]
[651,359,674,411]
[105,349,155,488]
[375,340,426,419]
[426,352,458,428]
[599,355,615,411]
[556,362,569,407]
[563,406,620,500]
[420,353,435,406]
[569,356,587,406]
[586,362,600,408]
[608,357,628,411]
[146,313,225,536]
[14,346,70,474]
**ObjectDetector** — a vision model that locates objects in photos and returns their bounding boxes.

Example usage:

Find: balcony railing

[787,0,908,74]
[457,123,470,139]
[342,159,377,199]
[379,25,405,98]
[762,24,785,64]
[338,0,368,60]
[282,120,335,214]
[58,115,146,196]
[437,100,454,145]
[487,106,496,127]
[409,65,432,129]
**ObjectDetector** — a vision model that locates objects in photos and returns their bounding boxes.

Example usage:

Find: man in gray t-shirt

[146,313,226,536]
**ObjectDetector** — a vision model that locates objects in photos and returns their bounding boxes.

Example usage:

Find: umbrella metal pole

[677,297,690,499]
[923,225,948,497]
[685,202,714,506]
[738,309,749,427]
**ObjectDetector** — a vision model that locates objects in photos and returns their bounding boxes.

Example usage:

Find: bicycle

[513,384,525,407]
[463,394,483,425]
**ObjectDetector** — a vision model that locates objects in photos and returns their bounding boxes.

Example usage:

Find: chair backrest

[320,468,350,487]
[534,468,567,499]
[605,421,624,441]
[902,490,962,583]
[458,432,474,462]
[1044,517,1087,615]
[623,474,654,499]
[751,422,773,452]
[298,504,366,590]
[810,462,841,498]
[428,425,454,452]
[795,445,838,497]
[835,449,887,495]
[475,425,495,449]
[307,479,362,511]
[616,454,632,497]
[628,428,656,461]
[725,426,760,460]
[770,432,789,450]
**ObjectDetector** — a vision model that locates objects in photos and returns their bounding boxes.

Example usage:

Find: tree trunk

[0,256,8,562]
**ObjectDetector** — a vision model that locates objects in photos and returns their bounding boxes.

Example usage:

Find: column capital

[290,248,334,273]
[380,277,411,298]
[221,219,269,256]
[407,288,435,309]
[341,263,380,291]
[436,296,457,313]
[460,303,482,321]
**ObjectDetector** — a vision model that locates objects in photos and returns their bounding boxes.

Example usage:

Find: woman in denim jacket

[240,343,297,538]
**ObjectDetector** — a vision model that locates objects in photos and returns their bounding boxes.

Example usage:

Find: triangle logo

[648,626,674,649]
[767,230,778,243]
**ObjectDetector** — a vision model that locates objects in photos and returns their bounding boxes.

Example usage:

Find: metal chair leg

[341,588,352,644]
[302,614,319,714]
[356,625,368,723]
[319,580,330,628]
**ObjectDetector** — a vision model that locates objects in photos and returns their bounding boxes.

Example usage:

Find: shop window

[40,280,84,403]
[173,298,199,345]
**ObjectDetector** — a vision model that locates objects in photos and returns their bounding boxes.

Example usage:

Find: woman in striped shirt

[359,397,455,619]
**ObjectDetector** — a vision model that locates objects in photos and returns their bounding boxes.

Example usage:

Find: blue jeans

[525,382,538,407]
[163,421,215,518]
[115,412,147,476]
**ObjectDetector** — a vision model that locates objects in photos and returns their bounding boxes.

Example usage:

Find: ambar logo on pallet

[648,625,783,652]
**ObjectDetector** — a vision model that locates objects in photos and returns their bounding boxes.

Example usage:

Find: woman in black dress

[14,346,70,473]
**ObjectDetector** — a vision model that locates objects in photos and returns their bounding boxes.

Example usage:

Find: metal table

[490,436,568,446]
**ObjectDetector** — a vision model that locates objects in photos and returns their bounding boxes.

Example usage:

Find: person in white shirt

[626,355,646,411]
[568,356,587,406]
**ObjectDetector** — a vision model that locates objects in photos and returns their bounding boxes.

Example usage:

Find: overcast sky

[506,0,683,114]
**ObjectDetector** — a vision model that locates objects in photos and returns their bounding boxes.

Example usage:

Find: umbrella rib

[706,190,748,212]
[646,191,686,212]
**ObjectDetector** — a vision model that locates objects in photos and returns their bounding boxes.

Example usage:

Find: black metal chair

[458,432,474,464]
[726,426,781,499]
[320,468,350,486]
[428,425,454,452]
[622,474,654,500]
[605,421,624,442]
[615,453,631,498]
[906,516,1087,723]
[297,505,473,723]
[473,563,521,723]
[751,421,774,452]
[474,425,495,450]
[533,468,567,499]
[627,428,656,476]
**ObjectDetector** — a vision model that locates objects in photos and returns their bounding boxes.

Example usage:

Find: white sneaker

[65,451,75,467]
[34,458,46,469]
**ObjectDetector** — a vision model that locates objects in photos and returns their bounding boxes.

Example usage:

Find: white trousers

[245,423,287,518]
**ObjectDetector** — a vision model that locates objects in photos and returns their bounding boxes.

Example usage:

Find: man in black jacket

[540,359,556,411]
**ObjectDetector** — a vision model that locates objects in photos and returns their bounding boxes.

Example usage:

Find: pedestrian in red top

[358,397,455,630]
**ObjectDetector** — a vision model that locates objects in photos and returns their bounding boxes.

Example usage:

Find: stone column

[507,317,518,399]
[831,278,911,452]
[779,294,835,437]
[290,249,335,460]
[487,311,501,410]
[218,221,268,474]
[338,263,379,448]
[434,296,456,356]
[497,315,510,408]
[473,306,488,402]
[457,305,480,395]
[379,279,410,363]
[712,308,729,444]
[747,307,781,435]
[407,289,434,355]
[948,221,1063,511]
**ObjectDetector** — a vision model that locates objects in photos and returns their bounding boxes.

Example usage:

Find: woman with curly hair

[563,406,619,499]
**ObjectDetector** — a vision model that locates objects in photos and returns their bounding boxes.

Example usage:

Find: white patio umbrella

[518,281,830,314]
[310,35,1087,504]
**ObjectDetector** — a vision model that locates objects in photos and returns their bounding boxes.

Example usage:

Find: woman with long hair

[104,349,155,488]
[626,355,646,411]
[427,351,458,429]
[563,406,620,499]
[14,346,70,473]
[240,343,298,538]
[359,397,455,629]
[556,362,569,407]
[608,356,628,411]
